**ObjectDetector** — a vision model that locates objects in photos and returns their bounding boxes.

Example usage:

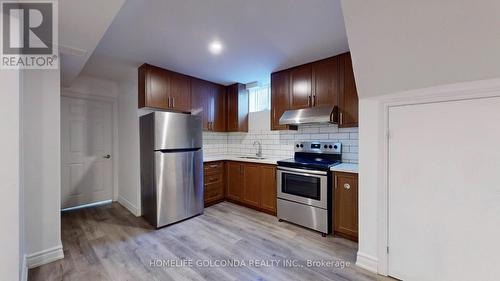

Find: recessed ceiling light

[208,40,223,55]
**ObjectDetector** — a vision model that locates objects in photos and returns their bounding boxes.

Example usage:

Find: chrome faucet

[253,141,262,157]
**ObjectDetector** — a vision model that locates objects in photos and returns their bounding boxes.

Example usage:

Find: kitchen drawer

[204,173,222,185]
[204,182,224,201]
[204,161,224,174]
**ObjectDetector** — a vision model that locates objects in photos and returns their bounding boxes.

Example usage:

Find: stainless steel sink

[238,156,267,160]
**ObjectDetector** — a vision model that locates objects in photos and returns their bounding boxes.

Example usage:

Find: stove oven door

[277,167,328,209]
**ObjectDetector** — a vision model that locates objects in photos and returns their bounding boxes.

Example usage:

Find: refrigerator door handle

[156,148,201,153]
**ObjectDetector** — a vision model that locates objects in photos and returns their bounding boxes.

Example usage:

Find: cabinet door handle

[172,97,175,108]
[308,95,311,107]
[167,97,171,107]
[340,112,343,125]
[313,94,316,106]
[344,183,351,190]
[334,176,338,189]
[209,164,219,168]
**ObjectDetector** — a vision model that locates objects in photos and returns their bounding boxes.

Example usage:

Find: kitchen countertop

[330,163,359,174]
[205,155,359,173]
[204,154,286,165]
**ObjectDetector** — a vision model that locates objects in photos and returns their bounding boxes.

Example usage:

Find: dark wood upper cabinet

[270,71,290,131]
[212,84,226,132]
[226,83,248,132]
[333,172,358,242]
[191,78,227,132]
[139,64,168,109]
[169,71,191,112]
[289,64,312,109]
[339,53,359,127]
[190,78,210,131]
[138,63,191,112]
[312,57,340,107]
[270,52,359,129]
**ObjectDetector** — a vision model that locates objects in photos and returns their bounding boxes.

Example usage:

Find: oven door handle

[277,166,327,176]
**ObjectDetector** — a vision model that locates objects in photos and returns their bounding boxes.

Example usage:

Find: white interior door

[61,97,113,209]
[388,97,500,281]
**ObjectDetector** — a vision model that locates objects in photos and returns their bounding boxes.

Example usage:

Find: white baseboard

[118,196,141,216]
[26,245,64,269]
[21,254,28,281]
[356,251,378,273]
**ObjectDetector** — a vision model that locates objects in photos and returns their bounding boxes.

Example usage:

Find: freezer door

[153,112,202,150]
[154,149,203,227]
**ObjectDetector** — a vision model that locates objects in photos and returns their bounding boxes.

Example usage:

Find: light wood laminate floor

[29,202,391,281]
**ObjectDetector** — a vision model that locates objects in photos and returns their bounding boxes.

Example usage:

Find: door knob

[103,154,111,159]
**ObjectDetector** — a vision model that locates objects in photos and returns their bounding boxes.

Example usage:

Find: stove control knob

[329,145,333,149]
[296,144,300,148]
[324,145,328,149]
[300,144,304,148]
[333,145,337,150]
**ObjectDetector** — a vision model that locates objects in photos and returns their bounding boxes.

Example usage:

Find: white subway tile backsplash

[203,124,358,164]
[319,126,339,133]
[339,127,359,133]
[310,134,331,140]
[329,133,350,140]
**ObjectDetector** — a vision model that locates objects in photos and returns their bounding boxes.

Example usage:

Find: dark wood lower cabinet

[206,161,277,215]
[203,161,225,207]
[225,161,243,201]
[204,162,358,239]
[242,164,261,208]
[259,165,277,213]
[204,161,276,215]
[333,172,358,241]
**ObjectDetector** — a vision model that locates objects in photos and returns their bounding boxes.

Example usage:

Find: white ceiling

[81,0,349,85]
[342,0,500,98]
[59,0,126,86]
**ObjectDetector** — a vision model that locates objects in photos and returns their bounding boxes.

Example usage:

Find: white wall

[22,69,63,268]
[117,76,143,216]
[341,0,500,98]
[356,98,383,272]
[0,70,21,281]
[63,75,119,99]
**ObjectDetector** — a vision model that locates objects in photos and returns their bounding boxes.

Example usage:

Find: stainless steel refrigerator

[140,112,203,228]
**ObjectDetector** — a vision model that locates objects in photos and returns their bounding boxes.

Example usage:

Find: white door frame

[374,77,500,276]
[61,90,119,203]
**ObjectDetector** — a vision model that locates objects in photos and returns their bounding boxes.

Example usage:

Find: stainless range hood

[279,105,339,125]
